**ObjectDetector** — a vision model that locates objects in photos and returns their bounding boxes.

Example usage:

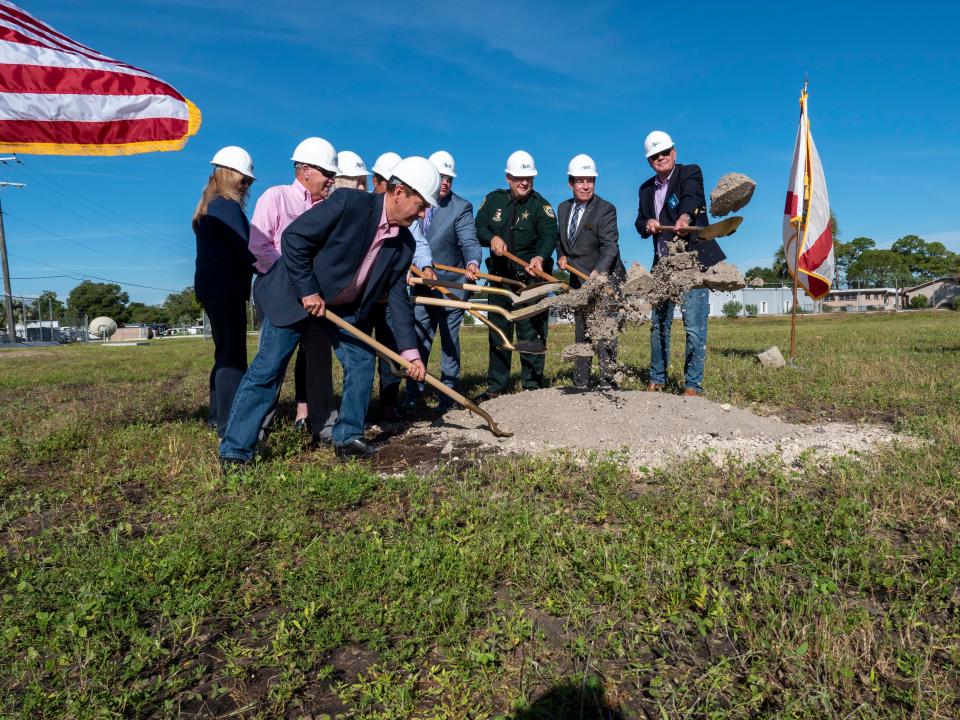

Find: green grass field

[1,311,958,719]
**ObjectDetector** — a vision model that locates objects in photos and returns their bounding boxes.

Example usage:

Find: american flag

[0,1,200,156]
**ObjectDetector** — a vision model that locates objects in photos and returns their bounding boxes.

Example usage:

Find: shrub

[953,296,960,311]
[745,304,758,317]
[909,295,929,309]
[722,301,743,319]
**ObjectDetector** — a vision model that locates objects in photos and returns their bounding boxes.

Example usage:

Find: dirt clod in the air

[700,261,747,291]
[710,172,756,217]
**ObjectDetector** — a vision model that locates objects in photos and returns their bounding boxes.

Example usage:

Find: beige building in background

[903,277,960,308]
[823,288,900,311]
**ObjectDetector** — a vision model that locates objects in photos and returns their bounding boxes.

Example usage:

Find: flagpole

[788,80,809,363]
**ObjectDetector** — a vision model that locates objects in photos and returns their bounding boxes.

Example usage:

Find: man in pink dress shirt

[220,157,439,464]
[248,137,338,431]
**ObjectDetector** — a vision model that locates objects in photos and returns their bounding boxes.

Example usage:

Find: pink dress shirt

[248,179,320,273]
[331,201,420,362]
[653,168,675,220]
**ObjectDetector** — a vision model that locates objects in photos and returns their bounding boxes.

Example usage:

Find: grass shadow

[510,680,625,719]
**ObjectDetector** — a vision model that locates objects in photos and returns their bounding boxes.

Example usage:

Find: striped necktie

[568,203,582,242]
[422,207,435,237]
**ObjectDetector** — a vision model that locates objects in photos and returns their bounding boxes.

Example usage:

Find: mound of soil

[402,388,911,470]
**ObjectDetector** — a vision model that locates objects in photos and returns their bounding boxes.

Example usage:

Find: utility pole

[1,155,25,344]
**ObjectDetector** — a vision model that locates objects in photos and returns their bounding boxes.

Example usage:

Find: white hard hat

[505,150,538,177]
[644,131,674,158]
[429,150,457,178]
[390,156,441,207]
[336,150,368,178]
[290,137,339,174]
[210,146,255,179]
[371,151,402,179]
[567,153,598,177]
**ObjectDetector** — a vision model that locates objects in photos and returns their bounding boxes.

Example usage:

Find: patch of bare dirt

[398,388,917,472]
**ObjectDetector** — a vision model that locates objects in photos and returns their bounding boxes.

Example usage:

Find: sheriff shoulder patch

[543,205,555,218]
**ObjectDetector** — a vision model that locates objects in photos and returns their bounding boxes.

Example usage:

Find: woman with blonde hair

[193,146,256,438]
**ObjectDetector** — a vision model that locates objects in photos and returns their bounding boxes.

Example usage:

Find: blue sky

[3,0,959,306]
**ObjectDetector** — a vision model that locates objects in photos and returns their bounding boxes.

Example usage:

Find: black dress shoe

[334,438,380,459]
[473,391,502,404]
[294,418,310,432]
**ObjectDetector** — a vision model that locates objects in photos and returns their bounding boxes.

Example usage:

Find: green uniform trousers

[486,290,549,392]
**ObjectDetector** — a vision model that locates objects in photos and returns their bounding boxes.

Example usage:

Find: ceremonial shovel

[500,249,571,289]
[431,262,526,290]
[658,215,743,241]
[409,266,545,355]
[413,295,553,323]
[322,308,514,438]
[408,276,562,305]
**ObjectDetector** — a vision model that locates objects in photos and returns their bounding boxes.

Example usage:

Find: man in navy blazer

[405,151,483,412]
[220,157,440,464]
[635,131,725,396]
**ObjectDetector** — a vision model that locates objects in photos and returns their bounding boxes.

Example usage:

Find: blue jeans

[220,311,374,460]
[405,303,463,408]
[649,288,709,392]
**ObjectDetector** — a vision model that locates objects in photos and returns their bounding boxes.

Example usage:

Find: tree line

[0,281,203,330]
[745,215,959,289]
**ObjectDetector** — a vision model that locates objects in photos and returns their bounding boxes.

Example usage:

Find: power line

[10,274,72,279]
[3,210,154,269]
[14,161,192,252]
[7,251,183,293]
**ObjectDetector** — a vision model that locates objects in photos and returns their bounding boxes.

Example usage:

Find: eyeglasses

[239,177,254,187]
[440,175,453,184]
[307,164,336,180]
[649,148,673,161]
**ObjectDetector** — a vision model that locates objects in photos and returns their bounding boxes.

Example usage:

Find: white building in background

[707,286,816,317]
[15,320,61,341]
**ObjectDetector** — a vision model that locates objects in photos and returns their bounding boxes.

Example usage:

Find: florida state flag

[783,86,834,299]
[0,1,200,156]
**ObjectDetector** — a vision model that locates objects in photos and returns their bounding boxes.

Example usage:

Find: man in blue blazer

[635,131,726,397]
[405,151,483,412]
[220,157,440,463]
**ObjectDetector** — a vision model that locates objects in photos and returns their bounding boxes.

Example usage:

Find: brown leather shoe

[681,388,700,397]
[645,382,662,392]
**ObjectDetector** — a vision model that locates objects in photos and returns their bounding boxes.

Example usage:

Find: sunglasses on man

[649,148,673,161]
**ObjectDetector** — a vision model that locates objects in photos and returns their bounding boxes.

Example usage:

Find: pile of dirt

[404,389,912,471]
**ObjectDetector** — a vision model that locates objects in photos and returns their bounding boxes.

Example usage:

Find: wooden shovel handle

[323,307,513,438]
[409,265,514,349]
[564,263,591,282]
[409,276,515,300]
[432,262,526,290]
[500,249,570,289]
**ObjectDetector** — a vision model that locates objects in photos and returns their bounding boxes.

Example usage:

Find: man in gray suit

[556,154,626,389]
[405,150,483,411]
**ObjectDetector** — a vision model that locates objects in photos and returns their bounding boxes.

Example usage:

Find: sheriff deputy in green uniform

[474,150,557,400]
